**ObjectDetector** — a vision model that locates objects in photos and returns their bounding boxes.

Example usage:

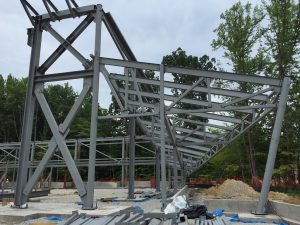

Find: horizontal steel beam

[35,70,93,83]
[167,104,276,115]
[37,5,96,22]
[98,112,158,119]
[100,57,282,86]
[140,120,220,139]
[117,88,253,114]
[173,117,233,131]
[0,158,156,169]
[109,74,272,102]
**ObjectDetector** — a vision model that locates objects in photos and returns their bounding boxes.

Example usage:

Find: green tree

[264,0,300,79]
[212,1,266,178]
[263,0,300,183]
[4,75,27,142]
[162,48,217,129]
[0,75,6,142]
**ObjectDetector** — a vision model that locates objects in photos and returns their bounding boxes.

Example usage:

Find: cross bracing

[0,137,158,169]
[13,0,290,214]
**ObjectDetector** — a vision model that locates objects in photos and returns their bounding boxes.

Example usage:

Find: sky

[0,0,261,108]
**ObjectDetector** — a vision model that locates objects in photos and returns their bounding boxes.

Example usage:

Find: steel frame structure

[13,0,290,214]
[0,137,159,191]
[0,137,158,169]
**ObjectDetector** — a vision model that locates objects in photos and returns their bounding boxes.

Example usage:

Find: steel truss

[0,137,158,169]
[14,0,290,213]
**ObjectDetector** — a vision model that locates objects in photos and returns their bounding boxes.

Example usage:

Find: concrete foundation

[198,199,300,225]
[269,200,300,224]
[0,188,299,225]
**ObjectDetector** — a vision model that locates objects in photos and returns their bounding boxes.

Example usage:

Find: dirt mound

[198,179,300,205]
[204,179,259,199]
[268,191,289,201]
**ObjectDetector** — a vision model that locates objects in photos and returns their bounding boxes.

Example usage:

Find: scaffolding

[9,0,290,214]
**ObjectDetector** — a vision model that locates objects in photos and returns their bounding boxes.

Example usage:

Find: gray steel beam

[174,117,233,131]
[117,87,253,114]
[166,77,204,110]
[165,66,282,87]
[38,14,94,74]
[168,104,276,115]
[0,158,156,169]
[255,77,291,214]
[35,91,87,201]
[35,70,93,83]
[98,112,158,119]
[164,117,184,170]
[0,148,18,160]
[160,65,167,209]
[100,66,124,110]
[141,120,219,140]
[121,138,125,187]
[109,74,271,102]
[128,117,136,199]
[14,22,42,208]
[188,112,243,124]
[85,5,102,209]
[100,57,159,71]
[37,5,96,22]
[155,143,205,157]
[128,66,136,199]
[221,87,274,107]
[156,152,160,192]
[100,57,282,86]
[192,108,274,171]
[20,0,39,25]
[43,23,90,68]
[102,12,137,61]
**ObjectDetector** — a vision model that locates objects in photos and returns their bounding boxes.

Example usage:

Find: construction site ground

[0,180,299,224]
[0,188,162,225]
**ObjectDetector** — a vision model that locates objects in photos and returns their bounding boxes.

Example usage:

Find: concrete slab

[0,202,130,217]
[0,188,162,224]
[238,212,281,222]
[201,199,258,213]
[0,203,130,224]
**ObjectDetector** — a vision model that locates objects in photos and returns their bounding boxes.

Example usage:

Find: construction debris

[56,209,177,225]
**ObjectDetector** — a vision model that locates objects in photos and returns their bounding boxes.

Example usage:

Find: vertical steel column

[128,117,136,199]
[121,138,125,188]
[254,77,291,214]
[168,167,171,188]
[85,4,102,209]
[29,144,35,178]
[173,150,178,192]
[74,140,78,160]
[14,21,42,207]
[155,152,161,191]
[181,153,187,186]
[160,64,167,209]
